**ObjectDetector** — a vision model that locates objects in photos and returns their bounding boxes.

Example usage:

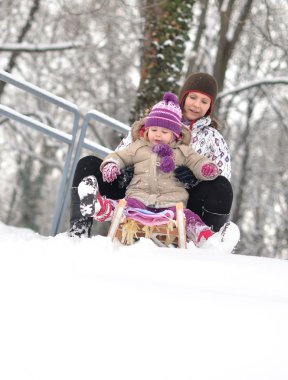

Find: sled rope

[121,219,140,245]
[142,225,153,238]
[165,220,176,244]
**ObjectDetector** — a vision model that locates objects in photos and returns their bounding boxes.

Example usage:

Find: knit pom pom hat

[144,92,182,137]
[179,72,218,115]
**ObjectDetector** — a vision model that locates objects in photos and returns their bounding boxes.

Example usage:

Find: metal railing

[0,70,129,235]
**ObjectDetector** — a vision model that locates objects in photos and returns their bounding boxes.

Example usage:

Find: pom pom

[152,143,173,157]
[152,143,175,173]
[160,156,175,173]
[163,92,179,105]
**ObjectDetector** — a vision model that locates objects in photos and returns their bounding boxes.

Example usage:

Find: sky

[1,221,288,380]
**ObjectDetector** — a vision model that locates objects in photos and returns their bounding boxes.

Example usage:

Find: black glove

[117,165,135,189]
[174,165,200,189]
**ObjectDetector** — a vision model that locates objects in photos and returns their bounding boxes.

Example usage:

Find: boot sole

[78,176,99,217]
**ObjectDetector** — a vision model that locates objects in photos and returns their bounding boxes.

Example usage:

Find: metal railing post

[57,110,130,233]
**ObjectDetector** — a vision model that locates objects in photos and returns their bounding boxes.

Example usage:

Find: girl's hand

[201,163,218,178]
[102,163,121,183]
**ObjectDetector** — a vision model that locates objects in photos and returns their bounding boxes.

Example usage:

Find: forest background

[0,0,287,259]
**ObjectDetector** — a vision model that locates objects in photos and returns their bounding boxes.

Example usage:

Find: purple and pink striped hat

[144,92,182,137]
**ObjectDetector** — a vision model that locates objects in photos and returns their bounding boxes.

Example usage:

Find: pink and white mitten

[102,162,121,183]
[201,163,218,178]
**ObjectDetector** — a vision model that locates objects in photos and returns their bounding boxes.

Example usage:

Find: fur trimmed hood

[130,117,191,146]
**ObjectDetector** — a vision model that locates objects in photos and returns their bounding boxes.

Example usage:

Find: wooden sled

[108,199,187,249]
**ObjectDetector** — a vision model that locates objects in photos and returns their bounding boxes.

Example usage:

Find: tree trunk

[130,0,195,122]
[213,0,254,92]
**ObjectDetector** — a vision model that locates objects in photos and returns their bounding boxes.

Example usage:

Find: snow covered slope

[1,221,288,380]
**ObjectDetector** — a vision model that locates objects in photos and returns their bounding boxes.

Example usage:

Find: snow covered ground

[1,221,288,380]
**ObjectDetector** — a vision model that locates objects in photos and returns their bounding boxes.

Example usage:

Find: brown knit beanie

[179,72,218,115]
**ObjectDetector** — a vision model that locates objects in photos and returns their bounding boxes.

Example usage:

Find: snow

[1,221,288,380]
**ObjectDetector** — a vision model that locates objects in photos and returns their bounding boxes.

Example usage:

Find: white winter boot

[200,222,240,253]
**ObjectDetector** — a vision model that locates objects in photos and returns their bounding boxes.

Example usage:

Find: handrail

[0,71,131,235]
[0,71,77,112]
[0,105,73,144]
[0,70,80,236]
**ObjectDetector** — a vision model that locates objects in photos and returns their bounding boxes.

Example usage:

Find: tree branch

[0,42,84,52]
[218,77,288,98]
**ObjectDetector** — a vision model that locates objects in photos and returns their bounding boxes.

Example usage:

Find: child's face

[147,127,174,145]
[183,91,211,121]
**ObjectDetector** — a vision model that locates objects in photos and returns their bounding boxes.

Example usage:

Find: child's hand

[102,163,121,183]
[201,163,218,178]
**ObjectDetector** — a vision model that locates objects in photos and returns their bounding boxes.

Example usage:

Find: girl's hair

[142,128,149,142]
[210,117,222,131]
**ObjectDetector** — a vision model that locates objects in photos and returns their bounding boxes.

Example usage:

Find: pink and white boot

[78,175,114,222]
[186,212,240,253]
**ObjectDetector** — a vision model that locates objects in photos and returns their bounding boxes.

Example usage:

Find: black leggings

[72,155,233,224]
[186,175,233,217]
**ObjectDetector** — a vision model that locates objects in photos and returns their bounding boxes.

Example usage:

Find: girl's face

[183,91,211,121]
[147,127,174,145]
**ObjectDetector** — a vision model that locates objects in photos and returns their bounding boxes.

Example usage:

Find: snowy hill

[1,221,288,380]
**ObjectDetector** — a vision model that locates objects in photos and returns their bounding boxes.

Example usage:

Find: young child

[78,93,235,248]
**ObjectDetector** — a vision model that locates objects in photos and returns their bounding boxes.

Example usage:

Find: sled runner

[108,199,187,249]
